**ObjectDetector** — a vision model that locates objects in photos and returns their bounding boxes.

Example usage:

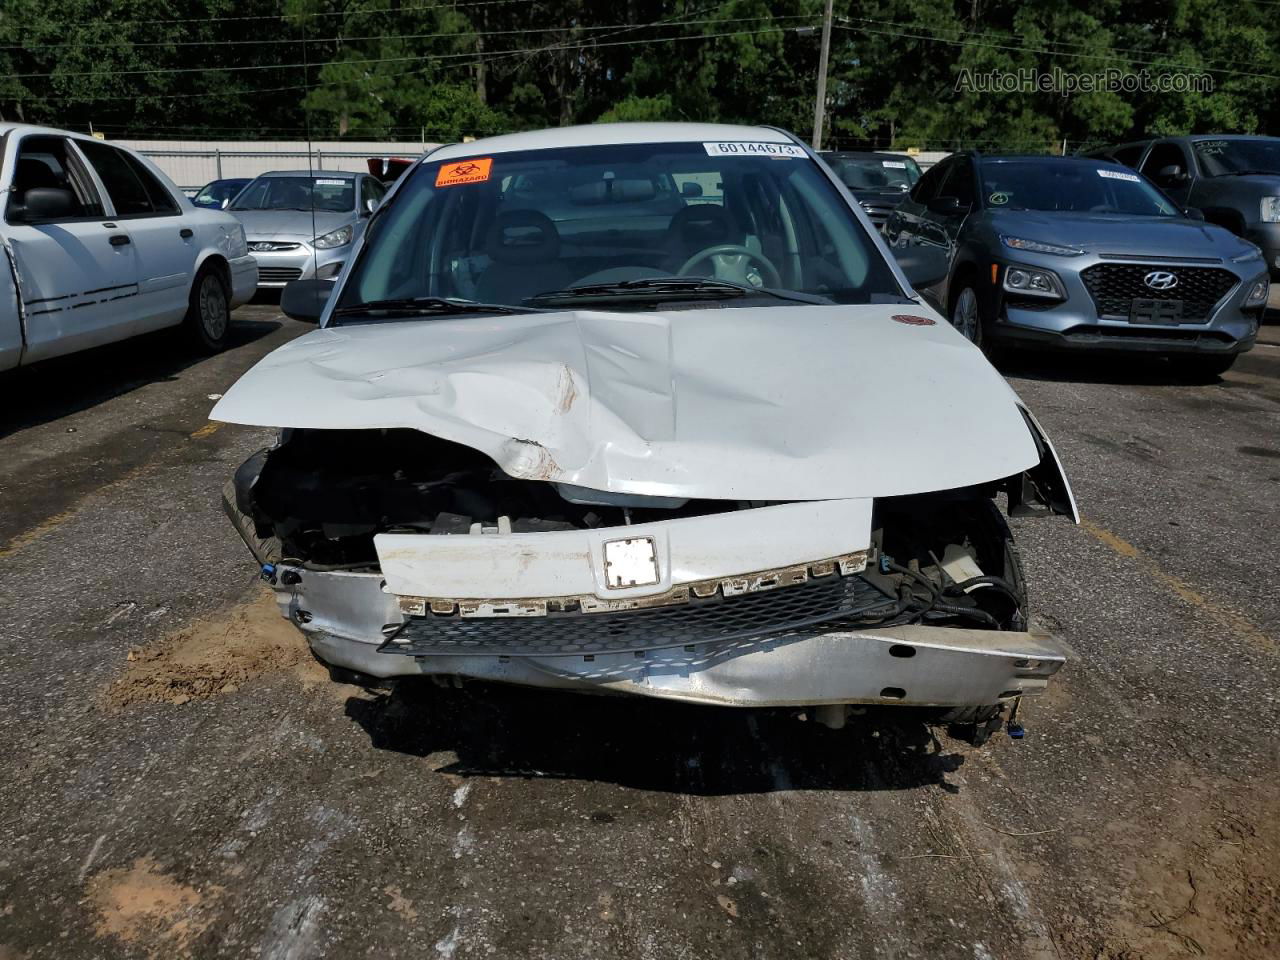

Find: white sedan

[212,122,1078,740]
[0,124,257,372]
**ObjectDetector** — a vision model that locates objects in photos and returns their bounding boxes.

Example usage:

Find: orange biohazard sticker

[436,157,493,187]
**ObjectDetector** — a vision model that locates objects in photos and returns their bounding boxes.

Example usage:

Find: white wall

[113,139,441,191]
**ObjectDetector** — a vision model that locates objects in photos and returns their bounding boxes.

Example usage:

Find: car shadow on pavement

[0,319,281,439]
[997,350,1234,386]
[344,682,966,795]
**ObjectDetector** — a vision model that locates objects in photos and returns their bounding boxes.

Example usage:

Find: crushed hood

[211,304,1040,500]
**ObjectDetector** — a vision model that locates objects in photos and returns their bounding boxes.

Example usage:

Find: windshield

[1193,138,1280,176]
[337,141,901,319]
[980,161,1179,216]
[828,155,921,192]
[195,180,247,206]
[231,176,355,212]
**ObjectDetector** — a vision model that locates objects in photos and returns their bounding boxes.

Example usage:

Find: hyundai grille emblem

[1143,270,1178,291]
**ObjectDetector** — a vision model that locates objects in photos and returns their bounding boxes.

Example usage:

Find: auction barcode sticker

[882,160,907,168]
[1097,169,1140,182]
[315,178,347,186]
[703,141,806,158]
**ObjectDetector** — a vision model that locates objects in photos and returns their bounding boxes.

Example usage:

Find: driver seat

[664,204,741,269]
[475,210,572,303]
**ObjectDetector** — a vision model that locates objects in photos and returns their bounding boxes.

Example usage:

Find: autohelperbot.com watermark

[955,66,1214,97]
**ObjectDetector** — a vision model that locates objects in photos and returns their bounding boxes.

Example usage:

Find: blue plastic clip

[260,563,277,584]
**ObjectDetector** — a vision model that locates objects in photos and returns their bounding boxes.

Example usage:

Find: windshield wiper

[526,276,832,306]
[331,297,546,320]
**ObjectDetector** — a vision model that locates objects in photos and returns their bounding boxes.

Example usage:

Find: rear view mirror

[681,181,703,198]
[1156,164,1188,185]
[1183,206,1205,221]
[280,279,334,323]
[16,187,78,222]
[893,244,950,290]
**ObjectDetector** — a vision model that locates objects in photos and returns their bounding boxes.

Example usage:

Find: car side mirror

[15,186,78,222]
[1183,206,1205,221]
[926,195,963,214]
[1156,164,1188,185]
[892,244,950,290]
[221,198,231,209]
[363,198,378,215]
[280,278,334,323]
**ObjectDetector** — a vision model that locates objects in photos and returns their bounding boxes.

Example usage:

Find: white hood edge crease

[211,304,1041,501]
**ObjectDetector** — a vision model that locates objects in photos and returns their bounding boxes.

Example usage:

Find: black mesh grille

[1080,264,1237,322]
[258,267,303,282]
[379,573,896,658]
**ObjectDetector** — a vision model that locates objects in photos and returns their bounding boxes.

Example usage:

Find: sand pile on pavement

[85,857,221,958]
[105,590,311,708]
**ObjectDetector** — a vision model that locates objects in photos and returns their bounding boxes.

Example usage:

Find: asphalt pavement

[1,305,1277,960]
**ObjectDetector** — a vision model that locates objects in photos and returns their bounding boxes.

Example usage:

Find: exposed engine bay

[229,427,1028,635]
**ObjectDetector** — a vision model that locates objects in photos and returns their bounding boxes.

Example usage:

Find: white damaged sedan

[211,123,1078,735]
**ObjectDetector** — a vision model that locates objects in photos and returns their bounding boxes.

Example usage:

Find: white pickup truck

[1,124,257,371]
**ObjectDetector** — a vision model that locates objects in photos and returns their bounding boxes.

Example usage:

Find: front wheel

[183,265,230,353]
[950,286,984,347]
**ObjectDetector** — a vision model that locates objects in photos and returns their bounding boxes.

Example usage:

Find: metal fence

[116,140,439,193]
[116,139,947,194]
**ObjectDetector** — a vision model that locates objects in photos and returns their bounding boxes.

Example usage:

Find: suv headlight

[1000,235,1084,257]
[1002,264,1066,299]
[313,224,353,249]
[1260,197,1280,222]
[1243,275,1270,308]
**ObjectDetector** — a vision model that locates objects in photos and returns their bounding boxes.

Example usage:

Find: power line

[839,14,1277,76]
[11,0,539,31]
[11,23,817,105]
[1,15,810,55]
[835,21,1280,84]
[5,15,817,81]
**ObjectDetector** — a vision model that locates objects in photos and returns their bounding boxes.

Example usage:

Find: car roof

[255,170,358,178]
[823,150,916,161]
[976,154,1131,166]
[430,122,797,162]
[1184,134,1280,143]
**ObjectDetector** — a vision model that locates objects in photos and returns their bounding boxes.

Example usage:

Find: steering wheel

[677,244,782,288]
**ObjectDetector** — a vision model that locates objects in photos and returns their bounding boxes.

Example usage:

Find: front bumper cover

[266,564,1065,709]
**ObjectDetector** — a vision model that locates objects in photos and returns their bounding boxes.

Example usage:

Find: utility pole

[811,0,834,150]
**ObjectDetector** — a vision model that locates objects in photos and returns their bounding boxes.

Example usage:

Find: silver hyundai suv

[884,153,1269,378]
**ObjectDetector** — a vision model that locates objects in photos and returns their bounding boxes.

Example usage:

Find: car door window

[77,140,156,217]
[938,158,975,207]
[5,135,105,222]
[1140,142,1190,181]
[1112,143,1147,168]
[122,154,179,215]
[360,176,384,211]
[910,163,946,203]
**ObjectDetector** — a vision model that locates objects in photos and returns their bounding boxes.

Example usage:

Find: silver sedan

[228,170,386,288]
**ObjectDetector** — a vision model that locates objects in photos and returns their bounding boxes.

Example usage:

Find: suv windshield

[827,154,921,192]
[337,141,901,319]
[1193,138,1280,176]
[980,160,1179,216]
[231,176,355,212]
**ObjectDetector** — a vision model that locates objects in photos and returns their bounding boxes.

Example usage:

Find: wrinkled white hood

[211,303,1040,500]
